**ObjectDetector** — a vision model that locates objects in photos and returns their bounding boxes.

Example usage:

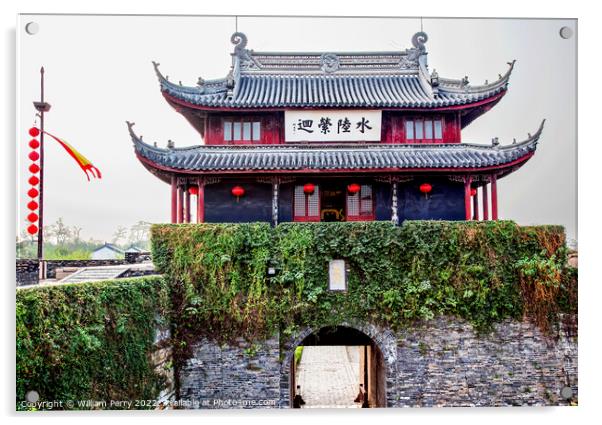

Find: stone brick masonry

[175,316,577,409]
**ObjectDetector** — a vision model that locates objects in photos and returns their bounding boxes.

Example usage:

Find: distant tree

[51,217,71,245]
[71,225,82,243]
[112,226,128,245]
[128,221,151,247]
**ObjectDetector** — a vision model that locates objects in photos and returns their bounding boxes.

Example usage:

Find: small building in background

[91,243,124,260]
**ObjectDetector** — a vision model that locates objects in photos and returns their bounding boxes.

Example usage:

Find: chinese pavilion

[128,31,543,225]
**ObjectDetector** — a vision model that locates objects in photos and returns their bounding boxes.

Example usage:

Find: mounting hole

[25,390,39,402]
[25,22,39,35]
[559,26,573,39]
[560,386,573,400]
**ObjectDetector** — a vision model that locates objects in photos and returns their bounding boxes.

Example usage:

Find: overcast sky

[17,15,577,244]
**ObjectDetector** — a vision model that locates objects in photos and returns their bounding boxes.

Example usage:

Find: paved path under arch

[295,346,361,408]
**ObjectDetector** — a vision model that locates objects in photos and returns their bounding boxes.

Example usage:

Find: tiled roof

[153,32,514,109]
[128,121,544,173]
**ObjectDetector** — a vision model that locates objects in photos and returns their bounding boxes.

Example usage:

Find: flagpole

[34,67,51,276]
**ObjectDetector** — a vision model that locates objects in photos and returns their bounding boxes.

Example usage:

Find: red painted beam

[473,190,479,220]
[482,183,489,221]
[491,174,498,220]
[464,176,472,220]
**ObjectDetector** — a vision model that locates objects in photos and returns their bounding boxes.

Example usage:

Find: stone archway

[280,322,397,408]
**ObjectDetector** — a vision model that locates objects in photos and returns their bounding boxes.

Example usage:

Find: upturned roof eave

[127,120,543,177]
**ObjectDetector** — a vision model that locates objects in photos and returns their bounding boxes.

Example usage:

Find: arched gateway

[280,323,397,408]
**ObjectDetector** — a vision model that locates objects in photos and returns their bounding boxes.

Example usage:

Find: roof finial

[231,31,248,54]
[411,31,428,51]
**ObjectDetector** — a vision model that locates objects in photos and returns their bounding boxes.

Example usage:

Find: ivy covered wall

[151,221,577,359]
[16,276,170,410]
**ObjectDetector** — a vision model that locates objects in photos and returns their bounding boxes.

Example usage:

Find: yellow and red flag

[43,131,102,181]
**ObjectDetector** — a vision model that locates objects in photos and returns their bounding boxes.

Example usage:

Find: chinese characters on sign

[285,110,382,142]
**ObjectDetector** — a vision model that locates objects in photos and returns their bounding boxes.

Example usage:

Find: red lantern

[27,188,39,198]
[29,139,40,149]
[29,127,40,137]
[27,200,38,211]
[27,212,39,223]
[188,186,199,196]
[28,176,40,186]
[231,186,245,198]
[27,224,38,235]
[419,183,432,194]
[470,188,477,197]
[29,151,40,161]
[347,183,361,194]
[29,164,40,174]
[303,183,315,194]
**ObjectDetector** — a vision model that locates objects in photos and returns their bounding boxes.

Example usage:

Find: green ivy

[152,221,577,357]
[16,276,169,410]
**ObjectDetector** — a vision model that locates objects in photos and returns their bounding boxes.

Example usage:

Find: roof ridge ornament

[231,32,248,53]
[400,32,428,69]
[230,31,259,71]
[320,53,340,73]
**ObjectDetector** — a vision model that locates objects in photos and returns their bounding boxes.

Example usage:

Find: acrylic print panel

[16,15,577,410]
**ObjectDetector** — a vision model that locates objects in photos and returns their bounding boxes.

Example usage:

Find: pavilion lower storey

[169,174,500,225]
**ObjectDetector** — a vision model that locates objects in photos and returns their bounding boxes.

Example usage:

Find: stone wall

[16,260,39,286]
[392,317,577,407]
[178,337,281,409]
[152,322,176,409]
[175,317,577,408]
[45,259,128,279]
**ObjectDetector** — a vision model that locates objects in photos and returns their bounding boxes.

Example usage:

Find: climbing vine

[16,276,169,410]
[152,221,577,360]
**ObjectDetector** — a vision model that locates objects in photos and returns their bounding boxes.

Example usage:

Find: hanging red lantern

[470,188,477,197]
[29,139,40,149]
[188,186,199,195]
[27,188,39,198]
[29,127,40,137]
[419,183,432,194]
[29,163,40,174]
[347,183,361,194]
[27,224,38,235]
[27,200,38,211]
[29,151,40,161]
[231,186,245,198]
[28,176,40,186]
[303,183,315,194]
[27,212,39,223]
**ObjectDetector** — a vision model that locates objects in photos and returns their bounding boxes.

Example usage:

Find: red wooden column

[177,184,184,223]
[464,176,472,220]
[482,183,489,220]
[472,188,479,220]
[196,179,205,223]
[185,189,191,223]
[491,174,498,220]
[170,175,177,223]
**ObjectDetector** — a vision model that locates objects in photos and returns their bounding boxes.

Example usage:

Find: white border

[2,1,597,425]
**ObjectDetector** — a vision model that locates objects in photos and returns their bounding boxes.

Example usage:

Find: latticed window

[293,185,320,221]
[405,118,443,142]
[346,185,374,221]
[223,119,261,142]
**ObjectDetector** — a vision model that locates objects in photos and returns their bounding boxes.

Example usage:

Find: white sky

[17,15,577,243]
